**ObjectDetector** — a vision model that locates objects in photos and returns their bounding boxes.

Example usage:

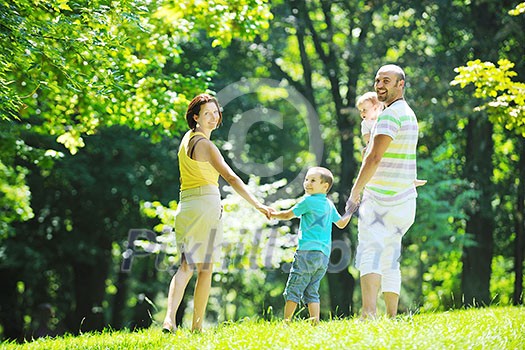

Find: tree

[452,2,525,305]
[0,0,273,340]
[0,0,273,227]
[453,3,525,305]
[6,127,180,334]
[452,59,525,136]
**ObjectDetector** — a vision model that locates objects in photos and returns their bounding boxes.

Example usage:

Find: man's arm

[347,134,392,206]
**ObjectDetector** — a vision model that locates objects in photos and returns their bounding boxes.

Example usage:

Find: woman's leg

[191,262,213,331]
[163,256,194,331]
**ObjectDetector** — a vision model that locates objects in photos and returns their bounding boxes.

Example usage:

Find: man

[346,64,419,319]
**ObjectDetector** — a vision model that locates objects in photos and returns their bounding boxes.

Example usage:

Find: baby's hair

[308,166,334,192]
[356,91,380,108]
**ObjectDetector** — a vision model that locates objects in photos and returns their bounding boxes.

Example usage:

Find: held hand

[257,205,275,219]
[345,191,361,216]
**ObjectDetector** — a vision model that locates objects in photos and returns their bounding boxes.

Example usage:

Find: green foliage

[0,128,33,236]
[509,2,525,16]
[447,0,524,307]
[421,251,462,310]
[490,255,515,305]
[400,131,478,311]
[451,59,525,136]
[1,0,274,142]
[3,307,524,349]
[3,126,180,334]
[0,0,273,238]
[156,0,273,48]
[491,124,523,262]
[0,161,33,234]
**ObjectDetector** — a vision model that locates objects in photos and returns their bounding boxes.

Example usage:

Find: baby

[357,91,383,145]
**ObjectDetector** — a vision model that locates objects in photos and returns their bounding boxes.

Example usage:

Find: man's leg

[380,198,416,318]
[380,239,402,318]
[360,272,381,319]
[383,292,399,317]
[380,243,402,318]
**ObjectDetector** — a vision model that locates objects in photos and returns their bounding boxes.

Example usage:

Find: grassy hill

[2,306,524,349]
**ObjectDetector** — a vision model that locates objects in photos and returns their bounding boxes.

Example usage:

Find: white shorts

[355,194,416,294]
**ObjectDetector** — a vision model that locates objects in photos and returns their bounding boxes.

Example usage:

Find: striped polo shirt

[364,99,418,204]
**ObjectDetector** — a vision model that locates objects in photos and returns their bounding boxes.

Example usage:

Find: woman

[162,93,272,332]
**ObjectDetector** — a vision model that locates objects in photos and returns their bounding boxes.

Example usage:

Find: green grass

[2,306,524,349]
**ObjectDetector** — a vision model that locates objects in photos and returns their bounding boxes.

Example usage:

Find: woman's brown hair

[185,94,223,130]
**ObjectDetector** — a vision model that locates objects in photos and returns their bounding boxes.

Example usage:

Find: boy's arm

[334,203,359,229]
[271,208,296,220]
[334,213,351,229]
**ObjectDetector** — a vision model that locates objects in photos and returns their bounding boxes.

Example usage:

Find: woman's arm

[201,140,272,218]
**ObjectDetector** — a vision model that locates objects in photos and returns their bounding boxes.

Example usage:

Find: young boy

[271,167,353,324]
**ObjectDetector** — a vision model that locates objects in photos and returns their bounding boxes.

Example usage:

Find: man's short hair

[379,64,406,82]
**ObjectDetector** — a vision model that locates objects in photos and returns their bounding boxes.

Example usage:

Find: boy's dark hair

[309,166,334,192]
[186,93,223,130]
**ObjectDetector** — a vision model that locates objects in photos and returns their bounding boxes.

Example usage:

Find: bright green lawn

[2,306,524,349]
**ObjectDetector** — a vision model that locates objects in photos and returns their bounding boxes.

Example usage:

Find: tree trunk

[326,265,355,317]
[513,138,525,305]
[130,255,160,330]
[461,114,494,306]
[0,268,24,341]
[328,112,358,317]
[284,0,358,316]
[460,0,513,308]
[110,271,128,329]
[71,259,110,333]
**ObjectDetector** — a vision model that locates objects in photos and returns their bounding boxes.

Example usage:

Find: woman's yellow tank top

[178,130,220,190]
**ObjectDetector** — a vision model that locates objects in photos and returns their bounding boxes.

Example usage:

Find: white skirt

[175,185,223,264]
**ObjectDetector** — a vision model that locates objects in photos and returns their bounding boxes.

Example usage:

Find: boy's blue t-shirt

[291,193,341,257]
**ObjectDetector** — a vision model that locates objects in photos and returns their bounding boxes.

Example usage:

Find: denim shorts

[283,250,329,304]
